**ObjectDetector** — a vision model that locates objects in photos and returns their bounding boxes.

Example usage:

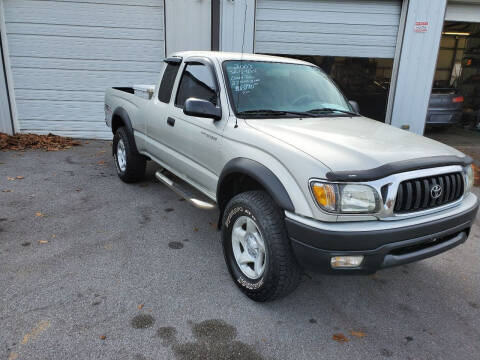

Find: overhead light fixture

[442,31,470,36]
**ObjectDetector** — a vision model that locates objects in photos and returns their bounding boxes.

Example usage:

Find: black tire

[222,191,302,302]
[112,127,146,183]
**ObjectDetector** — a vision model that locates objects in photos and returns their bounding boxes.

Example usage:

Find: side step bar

[155,170,217,210]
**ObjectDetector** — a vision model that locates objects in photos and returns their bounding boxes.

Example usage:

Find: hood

[245,116,465,172]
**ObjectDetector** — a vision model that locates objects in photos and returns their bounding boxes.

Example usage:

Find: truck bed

[104,86,154,131]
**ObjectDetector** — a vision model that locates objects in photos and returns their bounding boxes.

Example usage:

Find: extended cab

[105,51,478,302]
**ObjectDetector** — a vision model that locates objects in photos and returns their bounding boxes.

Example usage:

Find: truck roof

[170,51,312,66]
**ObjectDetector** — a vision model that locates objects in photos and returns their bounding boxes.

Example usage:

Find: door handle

[167,117,175,127]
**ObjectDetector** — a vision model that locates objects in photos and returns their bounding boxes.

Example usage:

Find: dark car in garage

[426,88,464,126]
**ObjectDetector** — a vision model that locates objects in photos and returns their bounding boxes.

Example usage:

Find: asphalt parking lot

[1,140,479,360]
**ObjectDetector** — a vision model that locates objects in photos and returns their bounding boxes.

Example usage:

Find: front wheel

[113,127,146,183]
[222,191,302,302]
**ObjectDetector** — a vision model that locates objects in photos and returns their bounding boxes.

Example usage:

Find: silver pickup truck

[105,51,478,302]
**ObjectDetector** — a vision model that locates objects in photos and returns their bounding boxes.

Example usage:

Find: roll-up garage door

[3,0,165,139]
[255,0,402,59]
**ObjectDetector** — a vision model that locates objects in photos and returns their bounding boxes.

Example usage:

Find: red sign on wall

[414,21,429,33]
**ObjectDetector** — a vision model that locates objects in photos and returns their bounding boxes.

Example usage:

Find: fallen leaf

[0,132,80,151]
[2,189,12,192]
[350,330,366,339]
[97,160,105,165]
[35,212,45,217]
[193,227,199,232]
[138,304,144,310]
[16,176,24,179]
[99,335,106,340]
[8,352,19,360]
[332,333,349,343]
[7,177,15,181]
[52,234,56,238]
[21,320,50,345]
[38,240,48,244]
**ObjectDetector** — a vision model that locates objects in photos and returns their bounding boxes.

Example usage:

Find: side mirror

[184,98,221,121]
[349,100,360,114]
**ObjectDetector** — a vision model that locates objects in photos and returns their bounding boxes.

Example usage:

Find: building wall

[165,0,212,56]
[220,0,255,52]
[390,0,448,134]
[0,35,12,135]
[2,0,165,139]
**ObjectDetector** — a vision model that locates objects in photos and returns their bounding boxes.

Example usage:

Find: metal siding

[3,0,165,139]
[445,3,480,22]
[390,0,447,134]
[165,0,211,56]
[220,0,255,52]
[255,0,401,58]
[0,35,12,134]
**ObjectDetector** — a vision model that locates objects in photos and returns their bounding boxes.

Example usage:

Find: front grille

[394,172,464,213]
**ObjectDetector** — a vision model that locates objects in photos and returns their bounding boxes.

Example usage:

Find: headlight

[311,182,380,213]
[465,165,474,194]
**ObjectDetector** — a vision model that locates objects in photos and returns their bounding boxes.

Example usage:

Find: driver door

[163,59,226,197]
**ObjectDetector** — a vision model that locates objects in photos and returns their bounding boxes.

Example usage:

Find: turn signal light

[311,183,337,212]
[452,96,464,103]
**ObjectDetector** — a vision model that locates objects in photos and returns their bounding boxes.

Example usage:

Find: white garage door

[255,0,402,58]
[445,2,480,23]
[3,0,165,139]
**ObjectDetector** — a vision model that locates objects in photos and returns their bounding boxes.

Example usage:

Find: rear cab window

[158,62,181,103]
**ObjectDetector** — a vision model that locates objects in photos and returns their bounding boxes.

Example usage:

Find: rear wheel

[222,191,302,302]
[113,127,146,183]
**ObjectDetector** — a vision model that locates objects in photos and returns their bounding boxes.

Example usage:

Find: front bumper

[286,196,479,274]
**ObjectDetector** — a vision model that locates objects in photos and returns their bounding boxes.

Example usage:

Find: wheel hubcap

[116,139,126,171]
[231,216,266,280]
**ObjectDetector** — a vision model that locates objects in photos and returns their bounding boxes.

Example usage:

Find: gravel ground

[1,140,479,360]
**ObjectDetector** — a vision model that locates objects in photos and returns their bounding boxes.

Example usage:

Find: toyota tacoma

[105,52,478,302]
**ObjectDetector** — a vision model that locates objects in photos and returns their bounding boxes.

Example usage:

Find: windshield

[223,60,355,118]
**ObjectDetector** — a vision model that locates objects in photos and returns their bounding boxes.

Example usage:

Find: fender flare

[217,158,295,214]
[111,107,140,154]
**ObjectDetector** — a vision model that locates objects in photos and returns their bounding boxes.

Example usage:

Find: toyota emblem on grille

[430,184,443,199]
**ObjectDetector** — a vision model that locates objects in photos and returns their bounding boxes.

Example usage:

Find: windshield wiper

[237,109,314,118]
[306,108,359,116]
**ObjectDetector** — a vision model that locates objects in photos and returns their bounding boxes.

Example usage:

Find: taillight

[452,96,464,103]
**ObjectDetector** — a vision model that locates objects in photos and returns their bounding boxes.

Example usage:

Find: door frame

[0,0,18,134]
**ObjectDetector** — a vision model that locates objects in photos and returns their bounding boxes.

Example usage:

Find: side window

[175,63,218,108]
[158,63,180,103]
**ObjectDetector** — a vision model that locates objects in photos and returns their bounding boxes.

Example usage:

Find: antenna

[235,0,248,129]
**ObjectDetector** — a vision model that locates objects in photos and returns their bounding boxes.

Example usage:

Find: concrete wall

[390,0,447,134]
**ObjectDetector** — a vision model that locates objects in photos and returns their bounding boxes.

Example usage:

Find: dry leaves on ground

[0,132,80,151]
[350,330,367,339]
[38,240,48,244]
[138,304,144,310]
[35,212,45,217]
[332,333,349,343]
